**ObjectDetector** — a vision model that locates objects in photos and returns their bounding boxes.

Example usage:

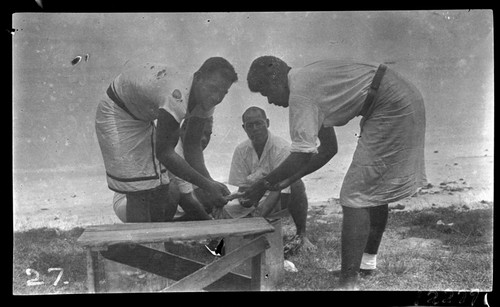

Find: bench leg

[251,251,266,291]
[100,243,251,291]
[163,235,270,292]
[86,249,100,293]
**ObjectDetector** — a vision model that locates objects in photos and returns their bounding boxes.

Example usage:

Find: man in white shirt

[228,106,316,252]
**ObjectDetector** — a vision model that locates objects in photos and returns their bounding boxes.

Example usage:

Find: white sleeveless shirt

[95,62,213,193]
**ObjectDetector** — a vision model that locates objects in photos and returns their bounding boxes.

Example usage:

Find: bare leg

[193,188,215,216]
[365,204,388,254]
[282,180,316,252]
[256,191,281,217]
[150,184,172,222]
[358,204,388,276]
[126,190,152,223]
[176,193,212,221]
[339,205,370,289]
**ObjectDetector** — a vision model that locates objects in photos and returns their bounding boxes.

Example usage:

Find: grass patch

[13,204,493,293]
[276,205,492,291]
[277,209,342,291]
[383,206,493,291]
[13,227,87,295]
[410,207,492,238]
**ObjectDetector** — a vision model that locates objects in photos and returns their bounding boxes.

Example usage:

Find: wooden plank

[250,251,265,290]
[77,218,274,248]
[99,243,252,291]
[85,249,100,293]
[163,235,270,292]
[83,217,270,232]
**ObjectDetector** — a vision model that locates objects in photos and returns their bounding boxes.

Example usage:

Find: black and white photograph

[12,10,493,298]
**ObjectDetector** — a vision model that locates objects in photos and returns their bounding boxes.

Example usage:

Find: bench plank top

[77,217,275,248]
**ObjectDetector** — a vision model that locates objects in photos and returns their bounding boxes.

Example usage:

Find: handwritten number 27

[26,268,64,286]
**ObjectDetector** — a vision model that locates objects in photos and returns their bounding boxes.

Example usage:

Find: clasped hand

[240,178,293,207]
[204,180,230,208]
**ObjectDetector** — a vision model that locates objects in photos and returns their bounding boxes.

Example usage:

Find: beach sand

[13,137,493,231]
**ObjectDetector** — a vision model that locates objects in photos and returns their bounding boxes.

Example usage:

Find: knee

[290,179,305,191]
[290,180,307,198]
[194,188,213,213]
[168,183,181,205]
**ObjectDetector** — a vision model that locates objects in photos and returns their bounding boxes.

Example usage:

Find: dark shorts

[125,184,176,222]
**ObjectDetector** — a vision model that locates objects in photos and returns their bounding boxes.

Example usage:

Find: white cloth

[112,62,214,122]
[95,97,168,193]
[287,60,427,207]
[228,133,292,193]
[112,62,190,122]
[339,68,427,207]
[288,60,378,153]
[112,192,127,223]
[222,199,256,219]
[360,253,377,270]
[95,62,214,193]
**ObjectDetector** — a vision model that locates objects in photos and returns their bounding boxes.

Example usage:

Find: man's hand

[224,191,245,201]
[213,181,231,196]
[204,181,230,208]
[241,179,268,208]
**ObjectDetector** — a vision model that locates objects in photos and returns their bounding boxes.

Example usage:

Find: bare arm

[182,116,212,179]
[237,186,280,215]
[244,126,338,201]
[264,152,313,185]
[271,126,338,189]
[155,110,215,192]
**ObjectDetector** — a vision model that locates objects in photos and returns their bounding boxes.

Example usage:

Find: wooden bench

[77,217,275,292]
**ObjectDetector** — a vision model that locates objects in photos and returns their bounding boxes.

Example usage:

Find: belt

[359,64,387,117]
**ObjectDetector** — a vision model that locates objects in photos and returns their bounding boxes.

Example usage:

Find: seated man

[228,106,316,252]
[113,118,214,222]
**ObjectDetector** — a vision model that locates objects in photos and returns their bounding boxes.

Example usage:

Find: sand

[13,142,493,232]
